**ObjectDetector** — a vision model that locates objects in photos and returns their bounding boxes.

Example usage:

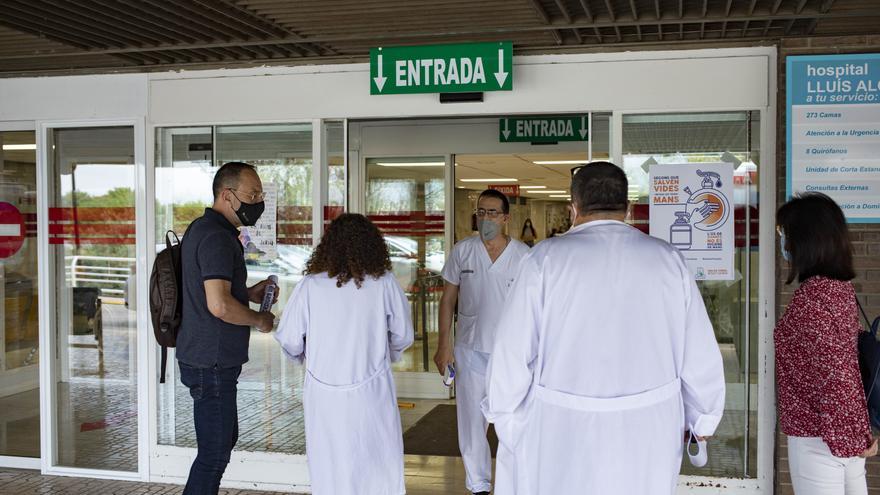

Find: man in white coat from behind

[483,161,726,495]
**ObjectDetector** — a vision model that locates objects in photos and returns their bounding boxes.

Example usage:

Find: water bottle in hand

[259,275,278,313]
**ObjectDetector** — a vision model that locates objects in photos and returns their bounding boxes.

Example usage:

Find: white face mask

[569,204,578,225]
[686,428,709,468]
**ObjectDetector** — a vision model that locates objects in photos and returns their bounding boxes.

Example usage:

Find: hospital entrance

[352,113,762,482]
[0,111,764,492]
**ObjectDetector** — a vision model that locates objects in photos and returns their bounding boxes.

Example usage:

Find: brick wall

[776,36,880,494]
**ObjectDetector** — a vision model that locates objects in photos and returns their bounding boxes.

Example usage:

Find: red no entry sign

[0,202,25,259]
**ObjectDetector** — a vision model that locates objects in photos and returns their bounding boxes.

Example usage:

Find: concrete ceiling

[1,0,879,76]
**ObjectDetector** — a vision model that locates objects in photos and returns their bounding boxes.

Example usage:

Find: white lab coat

[441,236,530,492]
[275,272,414,495]
[483,220,725,495]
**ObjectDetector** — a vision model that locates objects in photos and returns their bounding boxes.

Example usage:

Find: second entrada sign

[371,42,513,95]
[489,184,520,197]
[500,116,589,143]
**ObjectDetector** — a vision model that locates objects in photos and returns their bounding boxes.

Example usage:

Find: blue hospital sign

[787,54,880,222]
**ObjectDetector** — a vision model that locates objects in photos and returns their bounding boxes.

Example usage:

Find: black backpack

[856,297,880,429]
[150,231,183,383]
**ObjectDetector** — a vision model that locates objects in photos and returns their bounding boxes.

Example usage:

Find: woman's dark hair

[521,218,536,237]
[776,192,855,284]
[305,213,392,288]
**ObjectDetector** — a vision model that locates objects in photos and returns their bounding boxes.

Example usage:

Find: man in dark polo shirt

[177,161,276,495]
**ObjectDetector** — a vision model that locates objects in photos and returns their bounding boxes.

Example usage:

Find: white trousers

[455,345,493,493]
[788,436,867,495]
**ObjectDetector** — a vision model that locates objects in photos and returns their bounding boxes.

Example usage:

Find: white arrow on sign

[580,116,588,139]
[502,119,511,140]
[494,47,509,88]
[374,52,387,92]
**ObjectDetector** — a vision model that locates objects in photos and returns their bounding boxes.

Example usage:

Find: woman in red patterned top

[776,192,877,495]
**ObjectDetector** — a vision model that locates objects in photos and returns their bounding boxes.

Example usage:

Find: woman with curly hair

[275,213,414,495]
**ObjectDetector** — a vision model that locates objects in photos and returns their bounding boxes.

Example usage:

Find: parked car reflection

[131,236,445,310]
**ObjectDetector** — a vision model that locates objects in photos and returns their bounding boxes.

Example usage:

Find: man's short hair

[212,161,256,200]
[570,161,628,214]
[478,189,510,214]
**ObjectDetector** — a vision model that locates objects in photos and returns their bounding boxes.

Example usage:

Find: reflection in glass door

[365,157,446,374]
[622,112,761,478]
[0,130,40,459]
[47,126,138,471]
[155,123,315,456]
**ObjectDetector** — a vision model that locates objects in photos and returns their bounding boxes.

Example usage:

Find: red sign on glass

[488,184,520,197]
[0,202,25,259]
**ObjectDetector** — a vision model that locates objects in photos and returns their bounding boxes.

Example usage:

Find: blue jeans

[179,362,241,495]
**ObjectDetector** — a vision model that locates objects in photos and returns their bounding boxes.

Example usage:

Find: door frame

[36,118,148,481]
[353,148,454,399]
[145,118,342,490]
[609,105,776,492]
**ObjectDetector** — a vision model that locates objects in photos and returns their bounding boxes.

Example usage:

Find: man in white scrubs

[484,162,725,495]
[434,189,530,495]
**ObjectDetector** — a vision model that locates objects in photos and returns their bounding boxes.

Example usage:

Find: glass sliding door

[216,123,312,455]
[622,111,761,478]
[365,156,446,374]
[0,130,40,459]
[155,123,314,456]
[47,126,138,471]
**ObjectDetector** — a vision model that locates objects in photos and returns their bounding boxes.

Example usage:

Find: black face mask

[230,191,265,227]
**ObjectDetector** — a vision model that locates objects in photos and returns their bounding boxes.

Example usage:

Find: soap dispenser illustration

[670,211,693,250]
[685,169,730,232]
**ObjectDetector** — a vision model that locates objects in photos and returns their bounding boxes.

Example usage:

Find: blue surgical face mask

[478,219,501,241]
[780,231,792,262]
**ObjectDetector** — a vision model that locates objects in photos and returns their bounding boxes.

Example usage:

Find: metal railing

[66,255,135,301]
[408,272,444,372]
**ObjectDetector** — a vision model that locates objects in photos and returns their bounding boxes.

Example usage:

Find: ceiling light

[520,186,547,189]
[549,195,572,198]
[375,161,445,167]
[2,144,36,151]
[459,178,518,182]
[531,190,567,194]
[532,160,589,165]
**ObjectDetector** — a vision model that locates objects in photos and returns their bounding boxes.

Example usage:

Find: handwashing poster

[649,163,734,281]
[240,182,278,263]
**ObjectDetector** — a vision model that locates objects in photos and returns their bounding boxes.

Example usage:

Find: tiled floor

[0,455,475,495]
[0,468,294,495]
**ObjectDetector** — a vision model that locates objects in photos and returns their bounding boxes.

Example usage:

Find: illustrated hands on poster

[688,200,719,224]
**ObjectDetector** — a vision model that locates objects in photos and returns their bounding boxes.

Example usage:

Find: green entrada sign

[500,115,589,143]
[370,42,513,95]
